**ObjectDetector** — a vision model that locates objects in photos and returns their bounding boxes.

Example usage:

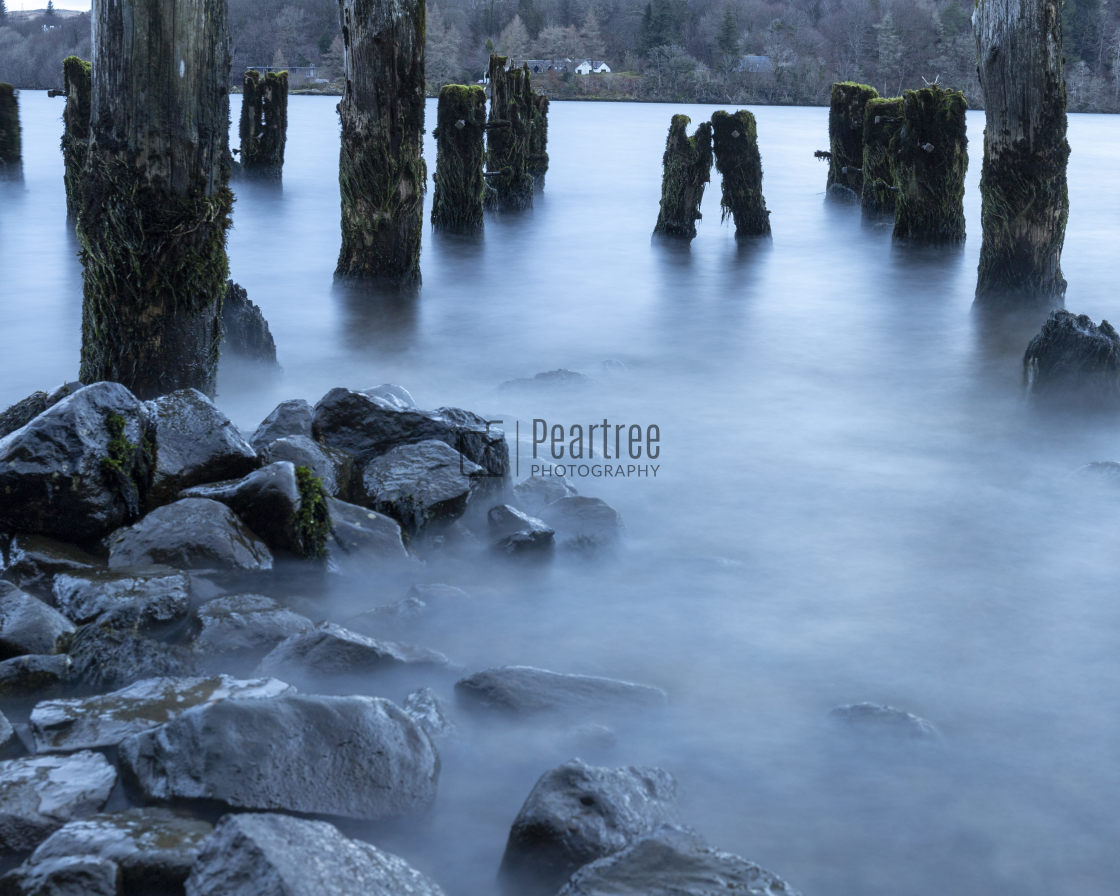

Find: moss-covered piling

[0,83,20,178]
[528,90,549,190]
[974,0,1069,310]
[336,0,427,284]
[827,81,878,195]
[890,85,968,243]
[77,0,233,398]
[653,114,713,240]
[860,96,903,215]
[710,109,770,238]
[485,56,534,211]
[60,56,91,218]
[432,84,486,233]
[239,69,288,177]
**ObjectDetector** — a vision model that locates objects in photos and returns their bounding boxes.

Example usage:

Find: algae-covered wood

[432,84,486,233]
[653,114,712,241]
[711,109,770,238]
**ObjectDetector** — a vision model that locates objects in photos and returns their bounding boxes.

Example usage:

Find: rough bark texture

[77,0,232,399]
[0,83,20,177]
[860,96,903,215]
[61,57,92,218]
[431,84,486,233]
[336,0,426,284]
[891,85,968,243]
[710,109,770,238]
[528,90,549,189]
[653,114,712,241]
[485,56,534,211]
[974,0,1069,310]
[827,81,878,193]
[239,69,288,177]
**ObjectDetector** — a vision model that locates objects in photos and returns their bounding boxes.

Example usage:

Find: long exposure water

[4,91,1120,895]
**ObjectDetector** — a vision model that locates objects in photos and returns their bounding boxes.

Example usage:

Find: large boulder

[828,702,942,741]
[359,440,485,535]
[324,499,408,572]
[0,751,117,854]
[455,666,667,718]
[0,382,83,440]
[192,594,314,657]
[1,537,100,597]
[556,826,803,896]
[145,390,258,506]
[0,382,153,540]
[51,570,189,630]
[184,812,446,896]
[1023,310,1120,408]
[0,855,120,895]
[3,808,212,895]
[119,694,439,821]
[67,625,197,692]
[0,586,75,659]
[260,435,349,497]
[106,499,273,572]
[249,400,313,449]
[29,675,293,753]
[220,281,278,365]
[0,655,71,699]
[500,760,678,896]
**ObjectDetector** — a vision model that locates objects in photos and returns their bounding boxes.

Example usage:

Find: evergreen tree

[45,0,55,17]
[717,7,739,61]
[518,0,543,41]
[0,0,8,25]
[580,8,606,59]
[498,14,532,60]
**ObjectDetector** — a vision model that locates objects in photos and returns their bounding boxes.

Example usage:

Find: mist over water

[5,91,1120,894]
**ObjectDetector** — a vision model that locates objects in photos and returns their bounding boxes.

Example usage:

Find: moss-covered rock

[0,83,21,178]
[827,81,878,194]
[486,57,535,211]
[710,109,770,238]
[653,114,712,241]
[432,84,487,233]
[239,69,288,177]
[860,96,903,215]
[890,85,968,243]
[61,57,91,217]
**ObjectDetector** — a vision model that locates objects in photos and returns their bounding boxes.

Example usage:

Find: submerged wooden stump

[78,0,233,398]
[61,56,91,218]
[239,69,288,177]
[528,91,549,190]
[653,114,712,241]
[974,0,1069,309]
[485,56,534,211]
[890,86,968,243]
[0,83,20,179]
[336,0,426,284]
[827,82,878,196]
[710,109,770,238]
[860,96,903,216]
[431,84,486,233]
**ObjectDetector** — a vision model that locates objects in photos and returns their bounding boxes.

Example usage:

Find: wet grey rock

[184,812,447,896]
[345,597,427,636]
[512,475,577,514]
[119,694,439,821]
[359,440,484,535]
[29,675,293,753]
[488,504,552,538]
[325,498,409,572]
[538,496,623,549]
[403,688,454,740]
[363,383,418,410]
[500,759,678,896]
[181,462,305,554]
[192,594,314,657]
[6,808,212,894]
[51,570,189,629]
[556,825,803,896]
[106,499,273,572]
[1076,460,1120,481]
[407,583,470,603]
[260,435,347,497]
[499,369,592,391]
[0,854,121,895]
[494,530,556,557]
[489,505,555,557]
[0,711,21,760]
[828,702,942,741]
[455,666,667,718]
[0,655,71,699]
[1023,310,1120,408]
[0,751,117,854]
[1,537,100,598]
[256,622,448,684]
[0,382,83,440]
[0,588,74,659]
[0,382,152,540]
[146,390,258,506]
[221,281,278,365]
[250,399,313,449]
[67,625,197,692]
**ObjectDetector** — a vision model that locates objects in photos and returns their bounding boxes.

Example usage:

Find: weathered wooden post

[239,69,288,177]
[485,56,534,211]
[528,91,549,189]
[860,96,902,215]
[974,0,1069,309]
[0,83,20,179]
[710,109,770,238]
[336,0,426,284]
[61,56,91,217]
[891,86,968,243]
[653,114,713,240]
[431,84,486,233]
[78,0,233,398]
[827,81,878,196]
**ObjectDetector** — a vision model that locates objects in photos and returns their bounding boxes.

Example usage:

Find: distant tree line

[3,0,1120,112]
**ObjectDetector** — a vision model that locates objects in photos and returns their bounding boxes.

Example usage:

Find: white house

[574,60,611,75]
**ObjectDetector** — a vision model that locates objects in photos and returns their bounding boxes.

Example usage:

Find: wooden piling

[653,114,713,241]
[711,109,770,238]
[432,84,487,233]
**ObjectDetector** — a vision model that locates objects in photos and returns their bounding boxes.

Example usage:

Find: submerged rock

[250,399,313,449]
[1023,310,1120,409]
[67,625,197,692]
[51,569,189,629]
[192,594,314,657]
[500,759,678,896]
[184,812,447,896]
[499,369,592,391]
[0,655,71,699]
[828,702,942,741]
[0,586,75,659]
[119,694,439,821]
[29,675,293,752]
[0,751,117,854]
[538,497,623,549]
[512,475,577,515]
[455,666,667,718]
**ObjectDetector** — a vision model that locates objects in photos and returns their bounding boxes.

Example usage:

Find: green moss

[828,81,878,193]
[711,109,770,238]
[653,114,713,240]
[60,58,92,218]
[294,465,330,558]
[0,83,21,172]
[485,57,535,211]
[860,96,903,215]
[432,84,487,232]
[100,412,154,520]
[528,91,549,185]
